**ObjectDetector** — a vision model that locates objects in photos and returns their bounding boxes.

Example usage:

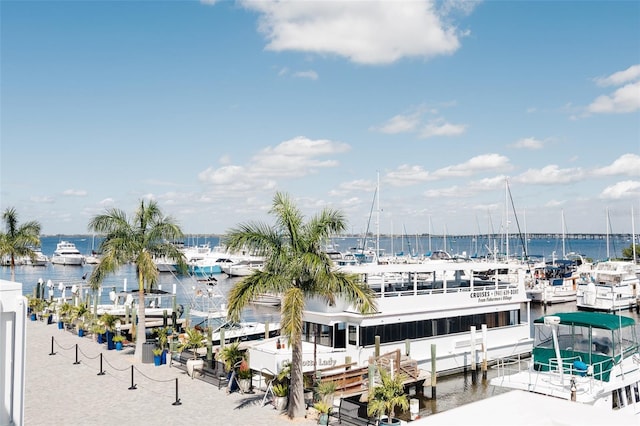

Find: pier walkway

[24,319,316,425]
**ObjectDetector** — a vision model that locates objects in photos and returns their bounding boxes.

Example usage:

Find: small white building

[1,280,27,426]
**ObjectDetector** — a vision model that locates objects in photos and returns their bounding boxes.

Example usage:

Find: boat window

[625,385,633,406]
[319,324,332,346]
[358,309,520,346]
[334,323,346,349]
[348,325,357,345]
[633,382,640,403]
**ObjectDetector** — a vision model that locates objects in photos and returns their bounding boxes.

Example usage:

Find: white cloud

[545,199,565,208]
[424,185,474,198]
[30,196,54,203]
[593,153,640,177]
[293,70,318,80]
[243,0,466,65]
[199,136,350,196]
[594,64,640,87]
[468,175,509,191]
[386,165,434,187]
[98,198,115,206]
[434,154,511,177]
[599,180,640,199]
[588,81,640,114]
[419,118,467,138]
[514,165,584,185]
[373,110,422,134]
[510,137,544,150]
[62,189,87,197]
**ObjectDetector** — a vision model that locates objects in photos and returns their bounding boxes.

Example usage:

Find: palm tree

[0,207,42,281]
[87,200,186,363]
[224,192,377,419]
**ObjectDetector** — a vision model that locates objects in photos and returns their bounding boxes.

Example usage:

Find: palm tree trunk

[134,270,146,363]
[288,337,306,419]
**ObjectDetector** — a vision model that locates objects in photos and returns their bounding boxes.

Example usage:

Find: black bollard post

[73,344,80,365]
[97,353,105,376]
[49,336,56,356]
[128,366,137,390]
[172,378,182,406]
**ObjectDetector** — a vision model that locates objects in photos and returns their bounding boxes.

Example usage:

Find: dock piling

[430,344,437,399]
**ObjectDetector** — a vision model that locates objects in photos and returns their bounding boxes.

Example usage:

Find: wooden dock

[314,349,430,401]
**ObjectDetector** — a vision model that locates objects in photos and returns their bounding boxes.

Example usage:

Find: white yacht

[246,260,533,377]
[491,311,640,417]
[50,241,84,265]
[526,255,590,305]
[576,261,639,311]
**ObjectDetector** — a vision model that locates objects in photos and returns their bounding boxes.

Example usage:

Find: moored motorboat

[50,241,84,265]
[576,261,639,311]
[491,311,640,417]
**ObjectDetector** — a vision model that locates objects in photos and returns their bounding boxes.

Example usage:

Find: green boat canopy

[534,312,636,330]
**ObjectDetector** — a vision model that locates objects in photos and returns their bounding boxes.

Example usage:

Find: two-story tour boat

[246,260,533,377]
[490,312,640,417]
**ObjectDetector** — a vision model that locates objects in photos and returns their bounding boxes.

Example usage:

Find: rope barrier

[47,333,184,405]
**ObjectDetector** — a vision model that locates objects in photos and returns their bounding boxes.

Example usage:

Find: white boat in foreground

[491,311,640,417]
[50,241,84,266]
[247,260,533,377]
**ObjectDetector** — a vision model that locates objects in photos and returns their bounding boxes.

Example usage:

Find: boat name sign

[470,288,519,303]
[301,357,338,368]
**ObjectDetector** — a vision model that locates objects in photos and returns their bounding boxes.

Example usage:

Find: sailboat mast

[376,171,380,262]
[561,209,566,259]
[606,207,611,260]
[505,178,509,259]
[632,206,637,264]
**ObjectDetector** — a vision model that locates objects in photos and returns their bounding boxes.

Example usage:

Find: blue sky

[1,0,639,236]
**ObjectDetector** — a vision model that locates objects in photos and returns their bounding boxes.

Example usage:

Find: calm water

[2,234,638,417]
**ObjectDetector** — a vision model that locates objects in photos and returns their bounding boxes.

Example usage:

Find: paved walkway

[24,320,318,425]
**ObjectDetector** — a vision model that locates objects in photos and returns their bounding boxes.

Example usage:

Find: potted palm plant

[91,323,106,343]
[367,369,409,426]
[112,334,126,351]
[58,302,73,330]
[219,340,246,392]
[153,347,163,366]
[153,326,170,364]
[272,382,289,411]
[236,359,252,393]
[100,313,118,350]
[177,327,205,377]
[313,400,332,425]
[316,380,337,407]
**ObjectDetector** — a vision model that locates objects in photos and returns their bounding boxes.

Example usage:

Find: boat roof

[534,312,636,330]
[336,260,526,274]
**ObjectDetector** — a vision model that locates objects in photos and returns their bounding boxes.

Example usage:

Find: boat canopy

[534,312,635,330]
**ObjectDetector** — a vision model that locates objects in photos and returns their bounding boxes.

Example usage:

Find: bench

[171,352,229,390]
[332,398,375,426]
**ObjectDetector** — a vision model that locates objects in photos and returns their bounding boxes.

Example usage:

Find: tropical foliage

[367,368,409,423]
[177,327,205,360]
[224,192,377,419]
[218,340,244,372]
[87,199,186,362]
[622,243,639,261]
[0,207,42,281]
